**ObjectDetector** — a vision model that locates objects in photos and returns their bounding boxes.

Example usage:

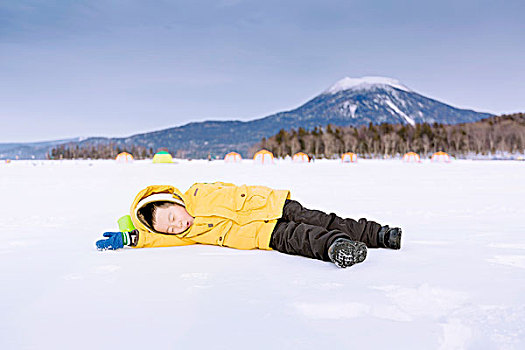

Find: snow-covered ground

[1,159,524,349]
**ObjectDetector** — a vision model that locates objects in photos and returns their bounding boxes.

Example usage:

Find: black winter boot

[327,238,367,268]
[378,226,402,250]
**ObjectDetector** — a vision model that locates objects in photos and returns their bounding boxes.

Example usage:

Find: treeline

[254,113,525,159]
[48,143,155,160]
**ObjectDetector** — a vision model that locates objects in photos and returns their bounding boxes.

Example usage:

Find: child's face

[153,204,194,234]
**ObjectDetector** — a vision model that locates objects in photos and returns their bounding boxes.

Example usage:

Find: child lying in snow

[96,182,402,268]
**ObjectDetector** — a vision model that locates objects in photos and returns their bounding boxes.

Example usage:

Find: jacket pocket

[239,186,272,211]
[234,185,249,210]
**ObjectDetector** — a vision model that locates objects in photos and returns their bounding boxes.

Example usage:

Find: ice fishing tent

[115,152,134,163]
[292,152,309,163]
[431,151,451,163]
[341,152,358,163]
[224,152,242,163]
[403,152,421,163]
[253,150,274,164]
[152,151,174,164]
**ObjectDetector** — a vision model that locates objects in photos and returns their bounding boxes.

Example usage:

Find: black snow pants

[270,200,383,262]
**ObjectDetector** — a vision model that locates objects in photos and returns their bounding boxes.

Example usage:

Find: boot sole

[389,228,402,250]
[330,240,368,268]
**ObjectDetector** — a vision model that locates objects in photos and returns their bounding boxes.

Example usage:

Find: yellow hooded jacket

[130,182,290,250]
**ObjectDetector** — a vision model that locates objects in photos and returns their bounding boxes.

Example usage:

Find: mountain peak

[324,76,411,94]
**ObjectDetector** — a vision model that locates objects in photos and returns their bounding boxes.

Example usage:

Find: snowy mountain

[1,77,492,159]
[325,76,411,94]
[266,76,492,128]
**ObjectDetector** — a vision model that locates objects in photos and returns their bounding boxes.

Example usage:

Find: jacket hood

[130,185,187,234]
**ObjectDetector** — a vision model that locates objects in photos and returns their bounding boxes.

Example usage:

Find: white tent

[116,152,134,163]
[253,150,274,164]
[431,151,451,163]
[224,152,242,163]
[292,152,309,163]
[403,152,421,163]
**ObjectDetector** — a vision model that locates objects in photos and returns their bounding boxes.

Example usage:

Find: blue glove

[96,231,124,250]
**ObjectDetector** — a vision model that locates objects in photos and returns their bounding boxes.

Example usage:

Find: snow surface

[1,159,524,349]
[325,76,411,94]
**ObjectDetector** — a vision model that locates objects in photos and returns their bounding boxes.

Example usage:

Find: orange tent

[292,152,309,163]
[341,152,358,163]
[403,152,421,163]
[115,152,134,163]
[224,152,242,163]
[431,151,451,163]
[253,149,274,164]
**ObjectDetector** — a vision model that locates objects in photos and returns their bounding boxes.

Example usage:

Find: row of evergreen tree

[253,113,525,159]
[49,113,524,160]
[48,143,155,160]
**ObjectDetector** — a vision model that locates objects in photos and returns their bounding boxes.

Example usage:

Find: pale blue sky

[1,0,524,142]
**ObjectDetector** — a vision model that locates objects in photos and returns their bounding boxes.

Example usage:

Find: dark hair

[137,201,174,229]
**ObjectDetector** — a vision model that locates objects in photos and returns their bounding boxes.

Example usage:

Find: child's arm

[134,230,195,248]
[96,229,196,250]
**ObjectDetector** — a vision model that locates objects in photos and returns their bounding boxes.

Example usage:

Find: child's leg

[281,200,383,248]
[270,220,353,261]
